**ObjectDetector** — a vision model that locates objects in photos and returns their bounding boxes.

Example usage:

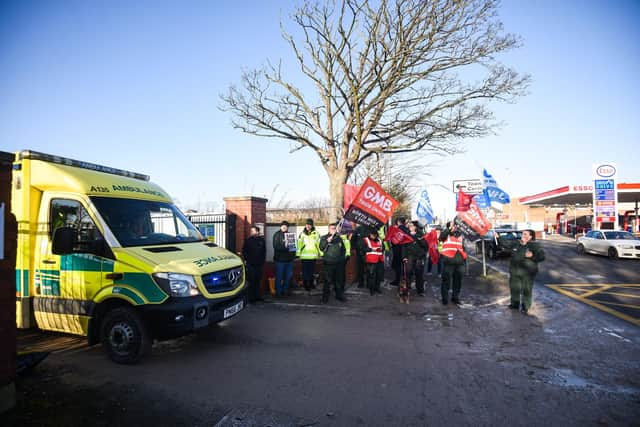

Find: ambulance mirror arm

[52,227,76,255]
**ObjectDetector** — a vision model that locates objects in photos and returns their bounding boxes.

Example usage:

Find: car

[577,230,640,260]
[475,229,523,259]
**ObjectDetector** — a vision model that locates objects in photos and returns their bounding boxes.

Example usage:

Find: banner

[455,189,473,212]
[416,189,434,224]
[284,232,297,252]
[385,225,414,245]
[344,177,399,229]
[455,198,491,238]
[482,168,510,205]
[343,184,360,211]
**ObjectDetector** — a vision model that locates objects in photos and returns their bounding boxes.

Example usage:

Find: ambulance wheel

[101,307,151,364]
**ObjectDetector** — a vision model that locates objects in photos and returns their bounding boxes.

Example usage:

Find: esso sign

[363,185,393,212]
[596,164,616,178]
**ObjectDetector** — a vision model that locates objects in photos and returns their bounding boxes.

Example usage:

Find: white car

[577,230,640,260]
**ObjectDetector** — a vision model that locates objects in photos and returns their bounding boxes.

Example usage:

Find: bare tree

[221,0,529,220]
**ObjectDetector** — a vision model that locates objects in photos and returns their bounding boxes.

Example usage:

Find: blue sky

[1,0,639,218]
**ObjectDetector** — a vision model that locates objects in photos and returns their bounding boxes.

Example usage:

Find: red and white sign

[344,177,399,228]
[456,199,491,236]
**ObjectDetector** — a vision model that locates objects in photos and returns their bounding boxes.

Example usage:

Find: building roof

[519,183,640,206]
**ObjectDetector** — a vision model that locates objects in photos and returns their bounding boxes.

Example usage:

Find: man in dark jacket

[351,224,367,288]
[242,225,266,303]
[402,221,428,296]
[509,229,545,314]
[440,222,467,305]
[273,220,296,297]
[319,223,347,303]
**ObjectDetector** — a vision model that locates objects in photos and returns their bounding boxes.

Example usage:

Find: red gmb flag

[457,198,491,236]
[385,225,414,245]
[456,189,473,212]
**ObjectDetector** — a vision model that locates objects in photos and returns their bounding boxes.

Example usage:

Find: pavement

[4,259,640,427]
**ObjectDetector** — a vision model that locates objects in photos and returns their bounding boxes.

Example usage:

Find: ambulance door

[33,196,108,335]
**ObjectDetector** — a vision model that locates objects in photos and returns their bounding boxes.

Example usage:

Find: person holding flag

[439,221,467,305]
[388,217,410,286]
[363,228,385,296]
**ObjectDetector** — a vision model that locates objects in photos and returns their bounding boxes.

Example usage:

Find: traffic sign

[452,179,483,194]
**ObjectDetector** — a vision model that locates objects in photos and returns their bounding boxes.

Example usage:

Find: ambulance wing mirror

[52,226,76,255]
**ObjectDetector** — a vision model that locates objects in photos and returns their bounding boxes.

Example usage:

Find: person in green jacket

[297,218,321,291]
[509,229,545,314]
[319,223,347,303]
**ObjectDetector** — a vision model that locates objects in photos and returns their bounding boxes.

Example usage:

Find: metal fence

[187,213,236,250]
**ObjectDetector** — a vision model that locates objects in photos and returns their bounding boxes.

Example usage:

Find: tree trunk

[327,168,348,223]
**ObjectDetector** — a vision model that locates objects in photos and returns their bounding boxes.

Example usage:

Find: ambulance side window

[50,199,105,255]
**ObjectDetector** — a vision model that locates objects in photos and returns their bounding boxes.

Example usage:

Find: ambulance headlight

[153,273,200,297]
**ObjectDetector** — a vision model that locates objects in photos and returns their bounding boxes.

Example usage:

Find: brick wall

[224,196,268,255]
[0,151,16,412]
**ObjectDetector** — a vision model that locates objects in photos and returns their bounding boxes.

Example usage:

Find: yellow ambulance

[11,150,246,363]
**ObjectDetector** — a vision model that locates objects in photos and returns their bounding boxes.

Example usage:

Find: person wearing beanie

[273,220,296,297]
[297,218,321,291]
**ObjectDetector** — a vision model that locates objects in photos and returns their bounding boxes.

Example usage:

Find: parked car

[475,229,523,259]
[577,230,640,260]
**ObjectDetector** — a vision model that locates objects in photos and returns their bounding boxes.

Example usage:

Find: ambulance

[10,150,247,363]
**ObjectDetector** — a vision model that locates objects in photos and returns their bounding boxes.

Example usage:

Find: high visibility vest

[296,230,321,260]
[341,235,351,259]
[364,237,384,263]
[440,235,467,260]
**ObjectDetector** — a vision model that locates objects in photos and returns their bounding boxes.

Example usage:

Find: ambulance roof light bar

[18,150,150,181]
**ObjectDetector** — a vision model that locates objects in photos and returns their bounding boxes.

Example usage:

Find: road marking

[546,283,640,327]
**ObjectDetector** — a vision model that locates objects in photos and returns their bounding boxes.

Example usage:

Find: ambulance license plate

[223,300,244,319]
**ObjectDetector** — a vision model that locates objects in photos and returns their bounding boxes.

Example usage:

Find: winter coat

[319,233,346,264]
[242,235,266,265]
[273,230,296,262]
[510,241,545,276]
[402,231,428,260]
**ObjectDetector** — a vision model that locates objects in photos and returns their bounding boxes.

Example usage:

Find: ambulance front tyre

[100,307,152,364]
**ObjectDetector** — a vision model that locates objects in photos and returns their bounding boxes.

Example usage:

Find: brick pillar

[224,196,268,255]
[0,151,16,413]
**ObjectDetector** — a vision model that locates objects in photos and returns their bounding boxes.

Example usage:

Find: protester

[296,218,321,291]
[439,221,467,305]
[390,217,409,286]
[272,220,296,297]
[351,224,367,288]
[402,221,428,296]
[363,228,385,296]
[319,223,348,303]
[508,229,545,314]
[241,225,266,303]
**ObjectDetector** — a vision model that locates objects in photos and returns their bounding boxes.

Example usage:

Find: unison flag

[482,169,510,204]
[416,189,434,224]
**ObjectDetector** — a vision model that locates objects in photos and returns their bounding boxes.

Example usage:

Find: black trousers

[323,262,345,298]
[366,262,384,292]
[406,258,425,293]
[246,263,264,302]
[354,254,365,286]
[391,246,403,284]
[441,262,464,301]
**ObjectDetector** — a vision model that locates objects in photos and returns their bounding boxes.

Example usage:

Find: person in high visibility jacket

[297,218,321,291]
[363,228,385,296]
[439,222,467,305]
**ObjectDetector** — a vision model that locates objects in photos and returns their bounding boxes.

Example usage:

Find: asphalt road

[5,258,640,427]
[473,236,640,285]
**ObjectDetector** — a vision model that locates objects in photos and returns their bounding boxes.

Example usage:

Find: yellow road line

[546,284,640,327]
[588,300,640,310]
[580,285,612,298]
[597,291,640,300]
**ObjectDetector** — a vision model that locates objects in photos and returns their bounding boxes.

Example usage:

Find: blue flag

[482,169,510,204]
[473,192,491,209]
[416,189,434,224]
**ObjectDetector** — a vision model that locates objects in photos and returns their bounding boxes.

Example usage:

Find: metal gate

[187,213,236,251]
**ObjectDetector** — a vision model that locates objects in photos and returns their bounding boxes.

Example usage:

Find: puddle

[599,328,632,343]
[542,368,639,395]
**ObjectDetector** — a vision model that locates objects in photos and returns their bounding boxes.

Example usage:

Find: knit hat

[280,220,289,226]
[306,218,314,226]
